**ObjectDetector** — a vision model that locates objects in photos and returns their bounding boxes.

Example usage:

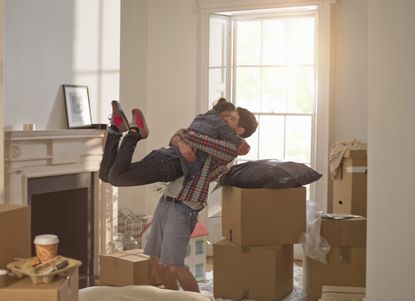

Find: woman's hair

[237,107,258,138]
[212,97,258,138]
[212,97,236,113]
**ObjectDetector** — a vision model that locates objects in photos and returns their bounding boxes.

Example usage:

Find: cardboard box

[320,285,365,300]
[99,249,161,286]
[0,204,31,269]
[213,239,293,301]
[333,149,367,216]
[303,217,366,301]
[222,186,306,246]
[320,217,366,247]
[0,267,79,301]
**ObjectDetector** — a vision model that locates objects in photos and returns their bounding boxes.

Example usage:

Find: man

[99,100,258,291]
[142,107,257,292]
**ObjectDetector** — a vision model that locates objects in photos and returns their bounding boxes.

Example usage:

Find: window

[195,240,204,254]
[198,0,332,209]
[195,263,205,278]
[240,15,314,167]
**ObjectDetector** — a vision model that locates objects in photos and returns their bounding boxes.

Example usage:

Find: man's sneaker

[110,100,129,132]
[131,108,149,139]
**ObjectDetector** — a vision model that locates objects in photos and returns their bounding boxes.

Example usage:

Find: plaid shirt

[176,129,238,205]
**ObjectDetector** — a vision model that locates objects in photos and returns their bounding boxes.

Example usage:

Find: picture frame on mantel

[63,84,92,128]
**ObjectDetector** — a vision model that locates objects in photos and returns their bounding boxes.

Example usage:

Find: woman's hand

[237,140,250,155]
[178,141,197,162]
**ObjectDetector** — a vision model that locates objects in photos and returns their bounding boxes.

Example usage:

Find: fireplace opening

[28,173,94,288]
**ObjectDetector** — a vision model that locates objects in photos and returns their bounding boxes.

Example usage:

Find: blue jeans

[99,131,183,186]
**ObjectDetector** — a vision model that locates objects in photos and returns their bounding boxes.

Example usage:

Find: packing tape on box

[346,166,367,174]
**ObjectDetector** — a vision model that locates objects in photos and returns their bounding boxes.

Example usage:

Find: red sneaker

[110,100,129,132]
[131,108,149,139]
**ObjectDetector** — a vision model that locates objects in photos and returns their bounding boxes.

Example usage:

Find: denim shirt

[181,109,243,182]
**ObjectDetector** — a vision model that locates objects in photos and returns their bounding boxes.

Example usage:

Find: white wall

[366,1,415,300]
[4,0,120,130]
[327,0,368,210]
[118,0,149,213]
[145,0,197,213]
[119,0,197,214]
[331,0,368,143]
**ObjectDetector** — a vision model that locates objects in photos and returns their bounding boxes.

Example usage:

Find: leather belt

[164,195,204,213]
[164,195,182,203]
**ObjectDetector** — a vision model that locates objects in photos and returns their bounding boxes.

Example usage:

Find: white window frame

[196,0,333,211]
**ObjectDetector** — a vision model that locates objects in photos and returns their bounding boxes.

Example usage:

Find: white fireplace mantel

[3,129,118,275]
[4,129,106,203]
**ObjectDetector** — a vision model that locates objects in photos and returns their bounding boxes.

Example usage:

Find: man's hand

[170,130,197,162]
[237,140,250,155]
[178,141,197,162]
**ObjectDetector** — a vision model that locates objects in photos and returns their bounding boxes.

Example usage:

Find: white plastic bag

[300,200,331,264]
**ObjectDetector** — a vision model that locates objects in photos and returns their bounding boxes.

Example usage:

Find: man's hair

[212,97,235,113]
[237,107,258,138]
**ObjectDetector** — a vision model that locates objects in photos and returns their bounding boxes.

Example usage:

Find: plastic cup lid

[34,234,59,245]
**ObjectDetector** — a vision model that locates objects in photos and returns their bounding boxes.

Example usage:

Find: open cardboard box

[303,217,367,301]
[333,149,367,216]
[100,249,161,286]
[0,266,79,301]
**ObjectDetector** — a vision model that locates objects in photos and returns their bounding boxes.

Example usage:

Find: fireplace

[28,173,94,288]
[3,129,118,288]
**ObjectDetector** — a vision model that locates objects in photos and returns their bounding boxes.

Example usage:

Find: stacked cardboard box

[214,187,306,301]
[0,267,79,301]
[332,149,367,216]
[303,217,366,301]
[0,204,80,300]
[0,204,31,269]
[99,249,161,286]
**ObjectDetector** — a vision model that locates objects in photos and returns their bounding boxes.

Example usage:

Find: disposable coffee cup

[34,234,59,263]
